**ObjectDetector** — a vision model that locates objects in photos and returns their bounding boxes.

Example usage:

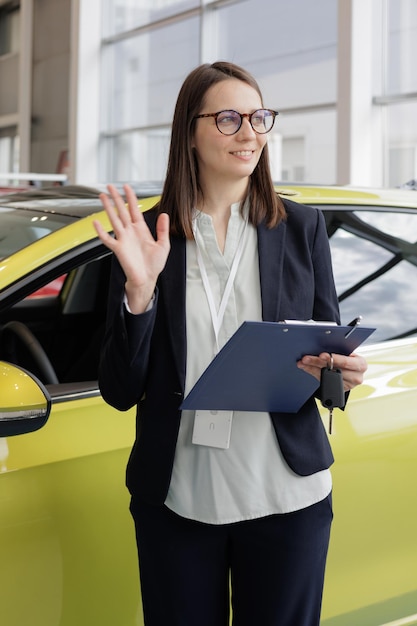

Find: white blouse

[164,203,331,524]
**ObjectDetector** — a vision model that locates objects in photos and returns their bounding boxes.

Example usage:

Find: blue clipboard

[181,321,375,413]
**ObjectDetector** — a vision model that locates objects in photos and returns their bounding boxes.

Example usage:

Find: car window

[330,230,392,293]
[322,207,417,343]
[0,251,111,388]
[26,275,67,299]
[357,210,417,243]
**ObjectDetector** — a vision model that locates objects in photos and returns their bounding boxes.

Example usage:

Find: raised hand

[93,184,170,314]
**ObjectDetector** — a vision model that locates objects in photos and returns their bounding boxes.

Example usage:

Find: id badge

[192,410,233,449]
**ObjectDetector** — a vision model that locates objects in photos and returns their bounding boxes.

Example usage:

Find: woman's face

[192,78,268,188]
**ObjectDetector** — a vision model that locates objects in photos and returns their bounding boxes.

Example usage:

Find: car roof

[0,182,164,218]
[1,182,416,212]
[276,184,417,209]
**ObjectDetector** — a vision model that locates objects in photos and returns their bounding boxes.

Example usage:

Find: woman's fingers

[96,184,143,242]
[93,183,170,286]
[124,184,145,224]
[97,189,125,238]
[332,353,367,390]
[297,352,367,390]
[107,184,133,225]
[92,216,116,248]
[155,212,171,253]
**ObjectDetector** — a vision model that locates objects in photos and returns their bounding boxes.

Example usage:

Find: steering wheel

[0,320,59,385]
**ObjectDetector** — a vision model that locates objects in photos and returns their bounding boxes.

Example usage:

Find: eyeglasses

[194,109,279,135]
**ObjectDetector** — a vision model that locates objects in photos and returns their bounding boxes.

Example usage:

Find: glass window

[102,0,199,38]
[216,0,337,105]
[330,229,392,295]
[337,260,417,343]
[386,100,417,188]
[0,207,74,258]
[357,209,417,243]
[101,127,171,183]
[29,275,67,299]
[100,15,199,180]
[100,0,338,183]
[272,108,338,185]
[0,133,18,175]
[278,110,336,184]
[0,4,19,56]
[386,0,417,94]
[326,208,417,343]
[102,16,199,131]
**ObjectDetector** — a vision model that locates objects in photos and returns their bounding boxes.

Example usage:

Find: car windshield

[0,206,75,259]
[0,186,105,260]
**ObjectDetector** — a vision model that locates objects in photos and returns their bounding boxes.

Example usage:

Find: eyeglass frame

[194,108,279,135]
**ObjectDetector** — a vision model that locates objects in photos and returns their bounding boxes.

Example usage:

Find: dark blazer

[99,197,340,506]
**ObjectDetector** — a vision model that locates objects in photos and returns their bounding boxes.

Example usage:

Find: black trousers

[130,494,333,626]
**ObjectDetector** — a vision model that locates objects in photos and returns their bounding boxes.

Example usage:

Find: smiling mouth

[232,150,254,157]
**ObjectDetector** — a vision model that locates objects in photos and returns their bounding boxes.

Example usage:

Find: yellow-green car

[1,185,417,626]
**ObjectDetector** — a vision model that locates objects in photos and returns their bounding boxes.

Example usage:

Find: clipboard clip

[344,316,362,338]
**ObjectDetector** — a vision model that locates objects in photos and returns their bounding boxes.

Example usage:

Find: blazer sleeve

[98,254,158,411]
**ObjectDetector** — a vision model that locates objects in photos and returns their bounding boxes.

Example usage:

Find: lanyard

[193,212,248,354]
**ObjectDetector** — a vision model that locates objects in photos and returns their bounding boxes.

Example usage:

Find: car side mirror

[0,361,51,436]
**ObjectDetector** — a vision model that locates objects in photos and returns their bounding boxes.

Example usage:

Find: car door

[0,233,143,626]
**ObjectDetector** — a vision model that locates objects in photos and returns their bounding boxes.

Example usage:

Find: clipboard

[181,321,375,413]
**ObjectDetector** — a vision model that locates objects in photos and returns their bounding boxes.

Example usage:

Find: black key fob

[320,366,345,410]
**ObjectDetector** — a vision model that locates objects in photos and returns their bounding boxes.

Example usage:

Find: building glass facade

[99,0,340,184]
[1,0,416,188]
[384,0,417,186]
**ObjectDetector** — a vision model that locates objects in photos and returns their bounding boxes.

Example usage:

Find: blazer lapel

[158,220,287,389]
[257,220,286,322]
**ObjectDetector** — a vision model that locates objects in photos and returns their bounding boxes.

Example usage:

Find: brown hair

[156,61,286,238]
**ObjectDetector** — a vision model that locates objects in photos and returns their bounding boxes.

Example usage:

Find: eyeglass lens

[216,109,275,135]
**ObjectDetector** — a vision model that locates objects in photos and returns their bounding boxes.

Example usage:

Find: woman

[94,61,367,626]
